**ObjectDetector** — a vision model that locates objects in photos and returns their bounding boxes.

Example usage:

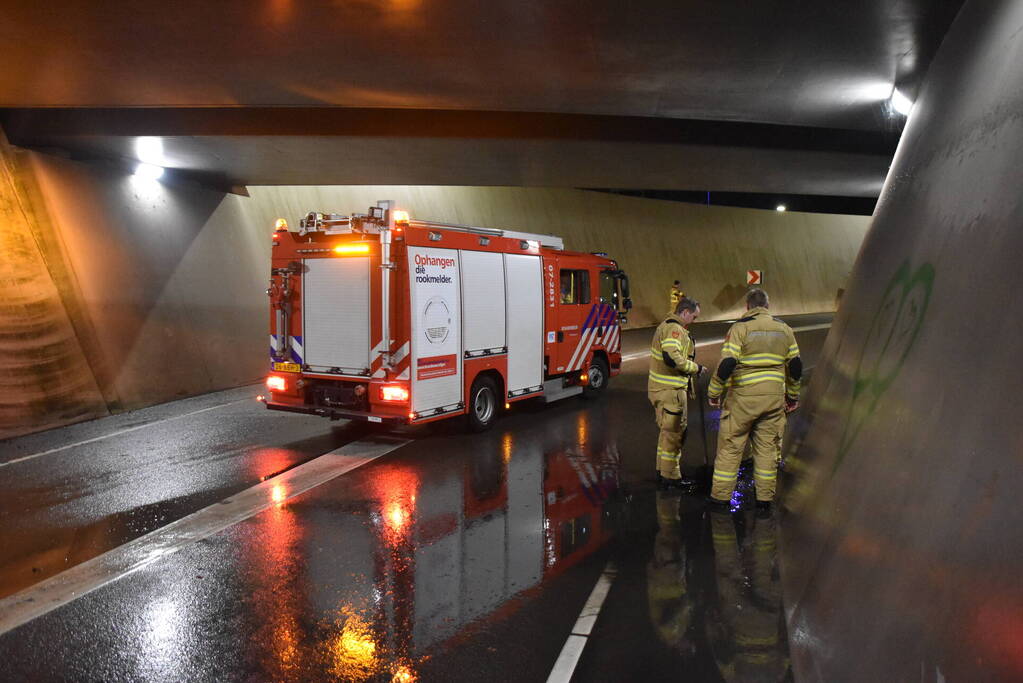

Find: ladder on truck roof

[407,219,565,251]
[297,205,565,251]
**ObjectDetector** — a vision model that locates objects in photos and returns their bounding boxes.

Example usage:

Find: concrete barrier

[780,1,1023,679]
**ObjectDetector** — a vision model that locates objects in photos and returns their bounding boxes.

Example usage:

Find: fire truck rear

[261,201,631,430]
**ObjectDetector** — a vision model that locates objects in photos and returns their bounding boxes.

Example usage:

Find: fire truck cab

[262,201,632,431]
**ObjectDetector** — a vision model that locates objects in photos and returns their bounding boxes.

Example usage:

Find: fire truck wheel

[467,376,498,432]
[582,356,610,399]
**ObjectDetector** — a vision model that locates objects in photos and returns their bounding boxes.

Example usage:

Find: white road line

[0,436,409,636]
[1,396,255,468]
[620,322,831,363]
[546,562,618,683]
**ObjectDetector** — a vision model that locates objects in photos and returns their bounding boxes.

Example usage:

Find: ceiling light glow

[134,163,164,181]
[135,136,165,165]
[891,89,913,116]
[776,204,787,212]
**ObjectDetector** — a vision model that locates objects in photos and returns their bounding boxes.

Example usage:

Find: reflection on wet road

[0,321,827,681]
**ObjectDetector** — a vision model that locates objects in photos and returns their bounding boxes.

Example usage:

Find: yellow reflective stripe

[659,454,680,462]
[754,467,777,479]
[721,343,741,354]
[740,353,785,362]
[712,533,734,542]
[740,359,786,367]
[786,344,800,359]
[649,371,687,386]
[661,338,682,348]
[737,635,779,646]
[712,470,738,480]
[731,370,786,385]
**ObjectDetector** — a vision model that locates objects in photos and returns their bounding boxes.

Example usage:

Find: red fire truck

[261,201,631,430]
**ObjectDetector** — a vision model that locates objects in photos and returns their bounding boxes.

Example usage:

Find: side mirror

[624,297,633,311]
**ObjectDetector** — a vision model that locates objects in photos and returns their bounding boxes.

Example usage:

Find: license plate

[273,362,301,373]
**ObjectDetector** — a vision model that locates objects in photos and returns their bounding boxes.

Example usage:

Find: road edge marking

[546,562,618,683]
[1,396,253,468]
[0,436,409,637]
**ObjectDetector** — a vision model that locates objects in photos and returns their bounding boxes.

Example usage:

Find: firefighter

[706,288,801,509]
[649,297,706,488]
[668,280,684,315]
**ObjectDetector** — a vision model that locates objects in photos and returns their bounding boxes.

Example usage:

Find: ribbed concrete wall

[0,159,865,439]
[245,186,868,326]
[0,135,109,437]
[781,1,1023,680]
[0,149,269,439]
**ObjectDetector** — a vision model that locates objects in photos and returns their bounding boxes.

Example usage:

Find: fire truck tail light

[381,385,410,402]
[333,243,371,255]
[266,375,287,392]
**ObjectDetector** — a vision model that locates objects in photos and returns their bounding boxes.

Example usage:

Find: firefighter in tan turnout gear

[649,297,706,488]
[707,289,801,509]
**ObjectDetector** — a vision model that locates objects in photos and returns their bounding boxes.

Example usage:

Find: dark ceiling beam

[0,107,901,156]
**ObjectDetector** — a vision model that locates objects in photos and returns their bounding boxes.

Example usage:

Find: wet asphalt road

[0,314,830,681]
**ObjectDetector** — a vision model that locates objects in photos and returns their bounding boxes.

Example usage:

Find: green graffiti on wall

[834,261,935,468]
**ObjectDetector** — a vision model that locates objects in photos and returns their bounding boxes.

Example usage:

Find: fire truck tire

[467,376,499,432]
[582,355,610,399]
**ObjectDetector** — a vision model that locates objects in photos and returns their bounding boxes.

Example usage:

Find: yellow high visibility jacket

[708,307,801,399]
[648,314,700,392]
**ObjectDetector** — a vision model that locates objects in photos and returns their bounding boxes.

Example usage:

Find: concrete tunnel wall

[780,0,1023,680]
[244,185,868,327]
[0,150,867,440]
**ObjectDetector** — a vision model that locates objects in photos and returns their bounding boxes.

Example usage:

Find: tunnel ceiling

[0,0,964,197]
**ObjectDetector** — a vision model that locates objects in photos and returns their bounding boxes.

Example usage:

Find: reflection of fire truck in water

[252,417,624,680]
[261,201,631,430]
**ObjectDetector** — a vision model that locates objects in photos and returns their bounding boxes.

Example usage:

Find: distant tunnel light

[776,204,787,212]
[266,375,287,392]
[334,243,371,255]
[134,163,164,181]
[891,89,913,116]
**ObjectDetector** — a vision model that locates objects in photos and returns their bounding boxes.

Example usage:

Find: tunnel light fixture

[891,89,913,116]
[776,204,787,212]
[134,162,164,181]
[135,136,164,165]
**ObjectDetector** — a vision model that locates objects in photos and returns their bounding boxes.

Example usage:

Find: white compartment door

[504,254,543,395]
[461,251,506,354]
[409,247,462,414]
[302,257,371,373]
